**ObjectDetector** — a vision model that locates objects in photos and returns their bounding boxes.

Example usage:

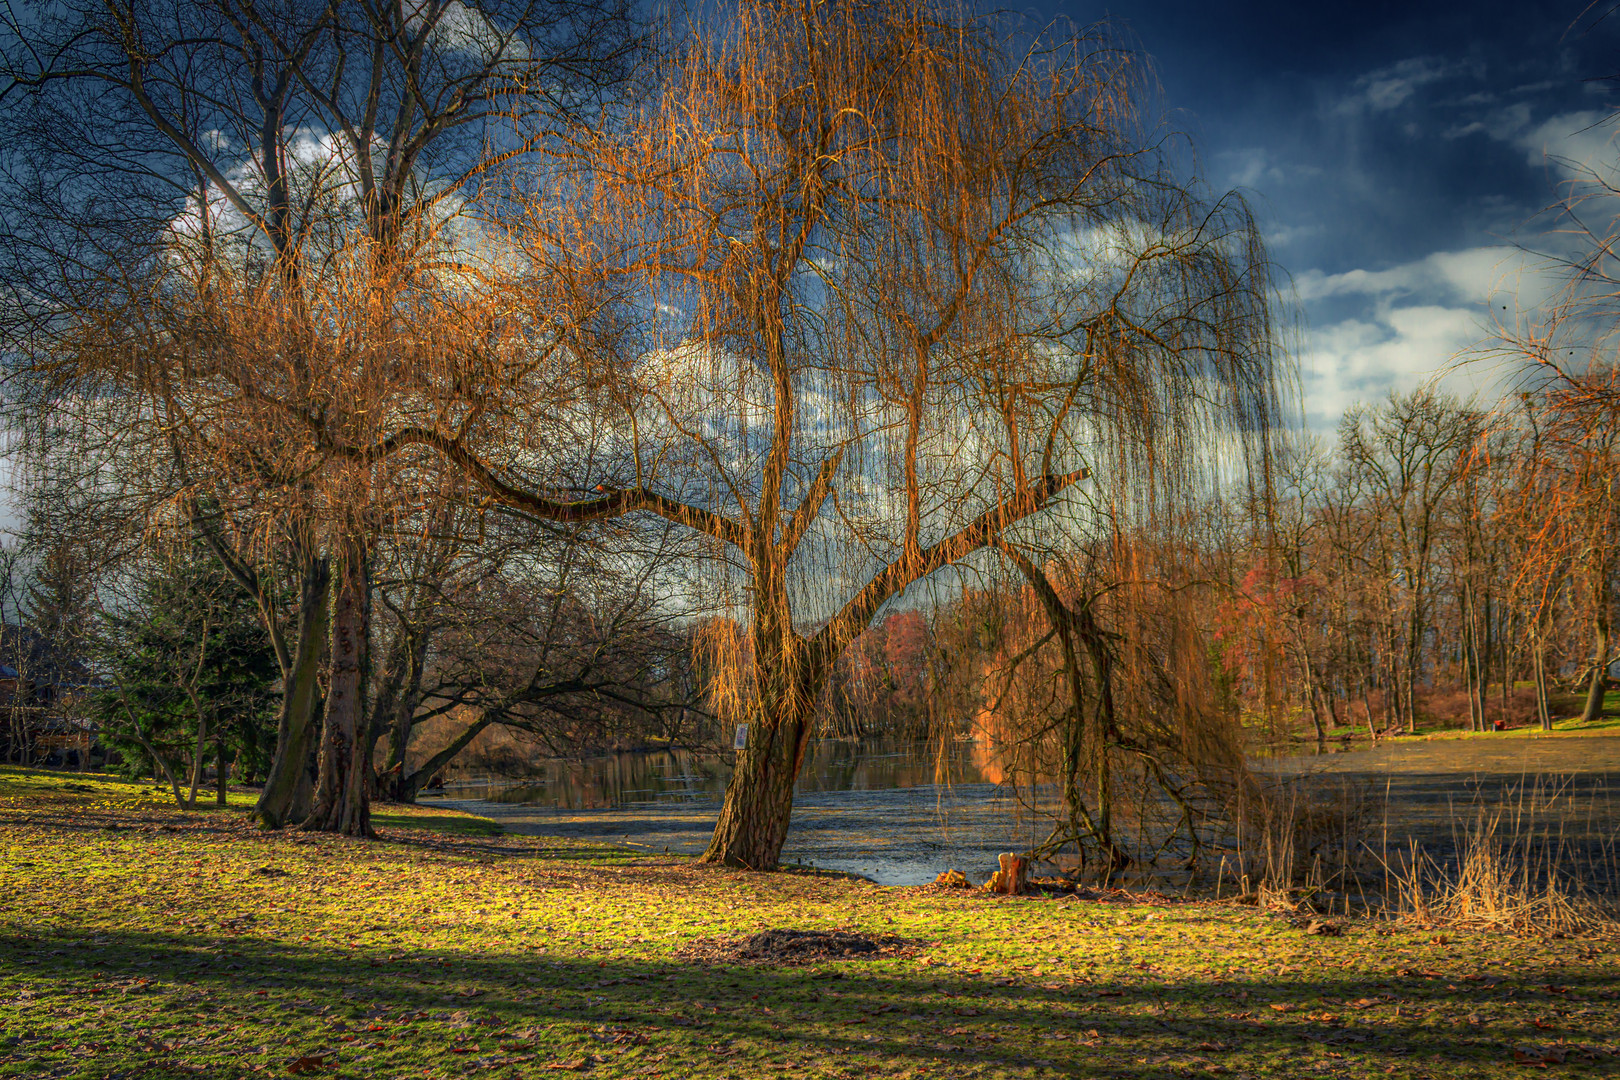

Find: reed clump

[1221,769,1619,934]
[1224,773,1373,911]
[1383,809,1617,935]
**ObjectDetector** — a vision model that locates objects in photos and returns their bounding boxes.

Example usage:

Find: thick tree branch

[777,450,843,557]
[338,426,749,547]
[814,467,1088,664]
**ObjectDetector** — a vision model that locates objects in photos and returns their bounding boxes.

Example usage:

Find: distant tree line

[1210,381,1620,742]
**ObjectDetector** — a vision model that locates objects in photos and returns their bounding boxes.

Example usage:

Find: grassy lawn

[1346,714,1620,742]
[1405,692,1620,740]
[1404,713,1620,739]
[1254,691,1620,750]
[1,766,1617,1079]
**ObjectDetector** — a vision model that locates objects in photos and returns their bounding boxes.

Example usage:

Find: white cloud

[1215,146,1320,192]
[1263,223,1323,250]
[1293,246,1535,307]
[1449,104,1620,182]
[1303,305,1484,427]
[1296,247,1552,431]
[1335,57,1468,115]
[1514,110,1616,177]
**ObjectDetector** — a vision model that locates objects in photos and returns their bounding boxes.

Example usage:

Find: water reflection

[431,735,1620,888]
[445,738,999,810]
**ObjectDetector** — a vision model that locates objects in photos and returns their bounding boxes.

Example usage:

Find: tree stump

[985,852,1028,895]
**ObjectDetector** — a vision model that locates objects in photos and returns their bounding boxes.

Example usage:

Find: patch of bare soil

[678,928,920,966]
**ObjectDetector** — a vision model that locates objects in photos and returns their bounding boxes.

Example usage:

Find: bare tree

[1338,391,1479,732]
[2,0,644,833]
[367,495,705,802]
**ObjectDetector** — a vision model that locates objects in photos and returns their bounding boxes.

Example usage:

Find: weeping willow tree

[378,0,1280,869]
[612,0,1284,870]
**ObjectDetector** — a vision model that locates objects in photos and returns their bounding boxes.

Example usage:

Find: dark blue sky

[1045,0,1620,427]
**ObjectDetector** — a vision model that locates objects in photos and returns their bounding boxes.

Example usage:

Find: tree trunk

[306,537,374,837]
[253,557,330,829]
[1073,607,1131,870]
[1000,544,1129,870]
[366,635,408,776]
[1379,623,1398,732]
[1300,649,1327,746]
[1480,591,1495,729]
[1581,603,1609,726]
[1307,686,1329,746]
[1533,639,1553,732]
[377,633,430,801]
[1361,674,1377,743]
[1499,610,1512,719]
[292,732,316,819]
[700,541,836,873]
[399,712,494,802]
[215,725,228,806]
[1404,608,1422,733]
[185,707,208,810]
[702,627,823,870]
[702,703,813,869]
[1461,586,1480,732]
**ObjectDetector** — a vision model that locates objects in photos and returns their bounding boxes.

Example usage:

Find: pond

[426,734,1620,888]
[432,738,1052,885]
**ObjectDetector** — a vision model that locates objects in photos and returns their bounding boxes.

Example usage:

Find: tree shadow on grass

[2,926,1613,1079]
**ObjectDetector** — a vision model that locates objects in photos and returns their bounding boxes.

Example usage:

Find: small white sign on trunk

[733,723,749,750]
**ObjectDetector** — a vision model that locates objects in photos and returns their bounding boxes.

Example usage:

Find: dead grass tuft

[1383,812,1618,935]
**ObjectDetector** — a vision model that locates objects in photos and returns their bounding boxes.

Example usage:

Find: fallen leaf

[543,1057,594,1071]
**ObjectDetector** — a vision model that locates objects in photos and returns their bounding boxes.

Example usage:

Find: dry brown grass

[1381,809,1618,935]
[1222,774,1372,911]
[1217,767,1620,936]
